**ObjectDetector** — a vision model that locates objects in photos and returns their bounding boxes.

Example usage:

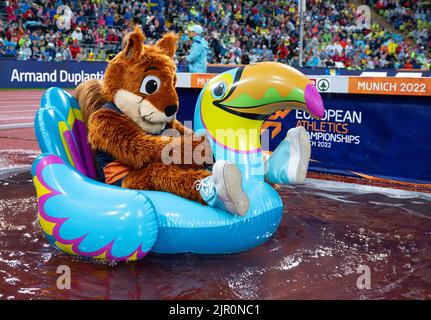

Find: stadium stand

[0,0,429,69]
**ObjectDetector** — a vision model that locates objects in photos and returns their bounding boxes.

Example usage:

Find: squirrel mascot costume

[75,26,312,217]
[75,26,250,216]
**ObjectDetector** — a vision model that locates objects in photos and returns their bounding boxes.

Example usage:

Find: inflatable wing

[33,154,158,260]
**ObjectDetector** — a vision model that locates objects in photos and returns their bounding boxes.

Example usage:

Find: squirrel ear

[121,25,145,61]
[156,32,178,59]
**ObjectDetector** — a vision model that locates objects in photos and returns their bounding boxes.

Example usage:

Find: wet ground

[0,172,430,300]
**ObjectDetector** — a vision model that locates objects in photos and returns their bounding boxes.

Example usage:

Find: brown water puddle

[0,173,430,300]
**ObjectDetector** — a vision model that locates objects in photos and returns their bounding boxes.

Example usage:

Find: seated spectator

[69,40,81,60]
[18,42,32,60]
[97,15,106,26]
[71,27,83,42]
[59,43,72,61]
[46,42,56,61]
[5,43,17,58]
[76,49,87,61]
[83,29,95,45]
[54,52,63,61]
[106,28,119,44]
[105,12,115,27]
[86,51,95,61]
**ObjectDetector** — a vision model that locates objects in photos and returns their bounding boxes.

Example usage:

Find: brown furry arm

[178,127,213,168]
[167,119,193,136]
[88,109,173,168]
[164,119,213,166]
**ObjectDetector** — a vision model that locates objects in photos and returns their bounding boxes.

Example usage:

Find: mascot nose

[164,105,177,117]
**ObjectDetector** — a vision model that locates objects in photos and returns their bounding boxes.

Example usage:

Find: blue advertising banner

[177,89,431,184]
[1,59,429,89]
[283,94,431,184]
[206,65,431,77]
[0,59,106,88]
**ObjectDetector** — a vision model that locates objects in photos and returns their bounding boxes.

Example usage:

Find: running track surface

[0,89,46,170]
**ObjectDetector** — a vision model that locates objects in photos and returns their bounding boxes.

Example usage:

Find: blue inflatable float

[33,62,324,261]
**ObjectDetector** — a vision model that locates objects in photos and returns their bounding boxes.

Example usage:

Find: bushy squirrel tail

[74,79,108,125]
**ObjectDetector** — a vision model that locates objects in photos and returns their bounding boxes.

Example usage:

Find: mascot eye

[140,75,161,95]
[212,81,228,99]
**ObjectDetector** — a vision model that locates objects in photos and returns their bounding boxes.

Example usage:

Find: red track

[0,90,42,170]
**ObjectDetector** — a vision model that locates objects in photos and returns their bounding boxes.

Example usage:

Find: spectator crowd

[0,0,429,70]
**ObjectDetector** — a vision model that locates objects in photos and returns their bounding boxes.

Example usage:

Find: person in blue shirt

[105,12,114,27]
[5,44,17,58]
[185,24,208,73]
[0,40,6,58]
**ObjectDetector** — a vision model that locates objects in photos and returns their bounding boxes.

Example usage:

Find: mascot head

[103,26,179,134]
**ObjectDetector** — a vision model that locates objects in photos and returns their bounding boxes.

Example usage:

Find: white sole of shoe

[213,161,250,216]
[286,126,311,184]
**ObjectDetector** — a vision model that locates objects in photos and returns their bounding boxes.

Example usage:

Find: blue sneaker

[195,160,249,216]
[266,126,311,185]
